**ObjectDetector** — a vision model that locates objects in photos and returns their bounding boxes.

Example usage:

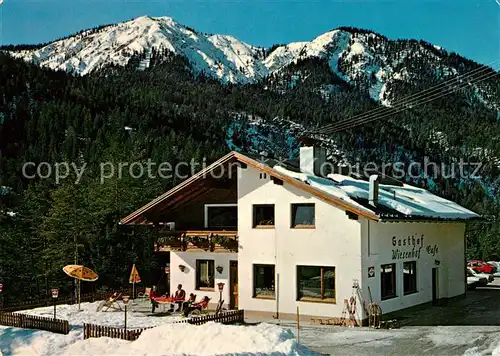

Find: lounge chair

[137,287,151,300]
[96,292,123,312]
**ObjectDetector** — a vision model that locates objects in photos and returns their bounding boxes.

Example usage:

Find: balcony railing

[155,230,238,253]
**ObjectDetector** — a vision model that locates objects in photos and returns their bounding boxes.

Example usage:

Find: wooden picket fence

[0,312,70,334]
[84,309,245,341]
[83,323,149,341]
[176,309,245,325]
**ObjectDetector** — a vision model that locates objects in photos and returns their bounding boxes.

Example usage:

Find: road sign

[51,288,59,298]
[0,283,3,292]
[368,266,375,278]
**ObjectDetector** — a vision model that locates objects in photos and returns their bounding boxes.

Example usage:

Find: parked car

[467,270,482,291]
[467,267,493,284]
[487,261,500,277]
[468,260,495,274]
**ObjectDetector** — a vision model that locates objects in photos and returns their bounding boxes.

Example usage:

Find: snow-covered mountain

[10,16,267,83]
[8,15,499,107]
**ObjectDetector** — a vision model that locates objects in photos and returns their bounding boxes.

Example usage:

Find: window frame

[296,265,336,304]
[204,203,237,229]
[195,259,215,291]
[291,203,316,229]
[253,264,276,299]
[380,263,397,300]
[252,204,275,229]
[403,261,418,295]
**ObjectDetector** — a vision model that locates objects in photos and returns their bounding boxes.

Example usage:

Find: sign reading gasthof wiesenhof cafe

[391,235,439,260]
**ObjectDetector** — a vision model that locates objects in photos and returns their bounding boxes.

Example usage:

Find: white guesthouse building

[121,147,479,324]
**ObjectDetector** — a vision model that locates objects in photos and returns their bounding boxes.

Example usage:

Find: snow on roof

[273,166,375,216]
[273,165,479,221]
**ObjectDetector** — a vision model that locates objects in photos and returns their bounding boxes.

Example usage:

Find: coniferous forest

[0,41,499,303]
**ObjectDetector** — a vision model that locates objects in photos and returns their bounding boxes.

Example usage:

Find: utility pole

[73,198,80,310]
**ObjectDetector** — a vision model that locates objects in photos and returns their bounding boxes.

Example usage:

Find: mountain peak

[8,15,496,110]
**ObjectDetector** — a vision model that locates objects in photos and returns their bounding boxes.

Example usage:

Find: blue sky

[0,0,498,65]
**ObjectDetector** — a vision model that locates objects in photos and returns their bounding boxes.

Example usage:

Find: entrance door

[229,261,238,310]
[432,268,439,304]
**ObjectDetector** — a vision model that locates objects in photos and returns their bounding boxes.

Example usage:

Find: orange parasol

[129,264,141,300]
[129,264,141,284]
[63,265,98,310]
[63,265,99,282]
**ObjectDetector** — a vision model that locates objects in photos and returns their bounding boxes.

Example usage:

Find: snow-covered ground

[0,301,181,355]
[15,300,180,328]
[4,297,500,355]
[259,321,500,356]
[0,302,317,355]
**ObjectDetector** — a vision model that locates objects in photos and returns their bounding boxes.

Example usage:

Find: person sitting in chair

[173,284,186,311]
[181,293,196,311]
[183,296,210,317]
[150,285,159,313]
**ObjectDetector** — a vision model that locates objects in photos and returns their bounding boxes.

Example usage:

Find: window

[297,266,335,302]
[205,204,237,229]
[196,260,215,290]
[403,261,417,295]
[253,265,275,298]
[291,204,315,228]
[253,205,275,227]
[381,263,396,300]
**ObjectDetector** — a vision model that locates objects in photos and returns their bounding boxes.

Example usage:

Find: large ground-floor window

[381,263,396,300]
[253,264,275,298]
[403,261,418,295]
[196,259,215,290]
[297,265,335,302]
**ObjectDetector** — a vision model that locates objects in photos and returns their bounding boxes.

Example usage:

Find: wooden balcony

[154,230,238,253]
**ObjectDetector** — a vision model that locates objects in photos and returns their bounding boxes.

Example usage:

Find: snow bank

[61,337,129,355]
[426,326,485,347]
[61,322,317,356]
[0,327,83,356]
[463,337,500,356]
[494,341,500,355]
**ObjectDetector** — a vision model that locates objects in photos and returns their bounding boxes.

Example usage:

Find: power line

[316,59,499,133]
[321,70,499,134]
[319,70,499,134]
[313,59,500,134]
